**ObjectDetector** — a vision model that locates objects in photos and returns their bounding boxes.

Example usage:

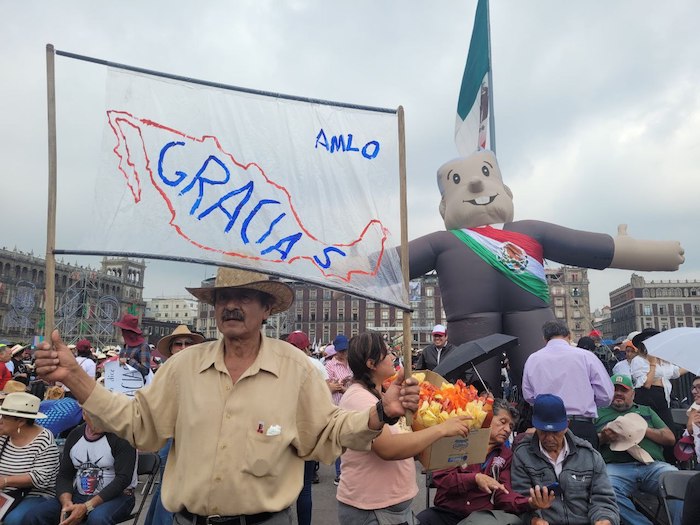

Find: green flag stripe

[457,0,490,120]
[450,229,550,303]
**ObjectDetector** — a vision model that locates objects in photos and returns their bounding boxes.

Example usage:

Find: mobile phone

[545,481,561,496]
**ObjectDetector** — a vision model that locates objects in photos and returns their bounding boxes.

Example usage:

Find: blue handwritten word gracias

[315,129,380,159]
[157,141,346,269]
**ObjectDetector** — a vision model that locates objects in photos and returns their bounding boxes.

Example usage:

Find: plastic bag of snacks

[412,371,493,430]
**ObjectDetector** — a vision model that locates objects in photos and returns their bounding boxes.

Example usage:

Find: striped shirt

[0,427,60,498]
[325,358,353,405]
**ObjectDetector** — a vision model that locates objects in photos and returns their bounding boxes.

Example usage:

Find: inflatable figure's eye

[452,174,461,184]
[482,165,490,177]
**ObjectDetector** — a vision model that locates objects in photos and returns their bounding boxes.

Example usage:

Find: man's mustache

[222,309,245,321]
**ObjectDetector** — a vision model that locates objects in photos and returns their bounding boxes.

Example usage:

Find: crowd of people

[1,270,699,525]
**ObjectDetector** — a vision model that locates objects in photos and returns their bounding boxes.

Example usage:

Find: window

[662,323,669,330]
[310,290,317,300]
[571,288,581,297]
[675,305,685,315]
[426,287,434,297]
[381,310,389,320]
[366,311,375,320]
[659,305,666,315]
[643,305,652,316]
[176,304,180,309]
[164,313,168,318]
[296,290,303,300]
[323,290,332,300]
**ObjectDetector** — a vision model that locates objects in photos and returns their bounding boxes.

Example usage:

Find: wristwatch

[85,501,95,514]
[375,400,400,426]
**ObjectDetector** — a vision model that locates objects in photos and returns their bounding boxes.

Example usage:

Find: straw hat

[10,344,28,357]
[186,267,294,314]
[2,380,29,394]
[157,325,205,359]
[0,392,46,419]
[606,412,654,464]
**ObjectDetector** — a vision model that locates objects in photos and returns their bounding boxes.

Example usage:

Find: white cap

[432,324,447,335]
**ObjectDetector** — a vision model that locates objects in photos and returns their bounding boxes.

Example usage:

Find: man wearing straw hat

[34,267,420,524]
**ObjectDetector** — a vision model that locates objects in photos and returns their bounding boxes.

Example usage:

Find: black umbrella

[433,333,518,388]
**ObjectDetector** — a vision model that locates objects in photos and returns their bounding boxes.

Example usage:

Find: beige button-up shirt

[83,335,379,516]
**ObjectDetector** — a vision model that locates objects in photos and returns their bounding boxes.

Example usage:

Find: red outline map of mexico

[105,110,390,282]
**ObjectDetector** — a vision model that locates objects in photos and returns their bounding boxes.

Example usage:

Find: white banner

[81,69,407,307]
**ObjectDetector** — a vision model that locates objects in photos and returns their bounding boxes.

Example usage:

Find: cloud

[1,0,698,311]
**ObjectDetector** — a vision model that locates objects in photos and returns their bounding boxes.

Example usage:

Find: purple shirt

[522,338,614,418]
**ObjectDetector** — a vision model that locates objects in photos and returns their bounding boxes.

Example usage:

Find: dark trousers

[635,385,677,463]
[295,460,314,525]
[416,507,464,525]
[568,419,598,449]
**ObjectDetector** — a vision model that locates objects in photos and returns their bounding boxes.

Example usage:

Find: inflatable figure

[409,150,684,394]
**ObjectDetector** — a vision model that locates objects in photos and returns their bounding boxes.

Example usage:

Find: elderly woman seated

[417,399,553,525]
[0,392,60,525]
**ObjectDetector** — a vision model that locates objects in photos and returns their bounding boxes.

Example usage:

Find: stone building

[192,272,447,349]
[545,266,594,342]
[609,274,700,338]
[0,247,146,347]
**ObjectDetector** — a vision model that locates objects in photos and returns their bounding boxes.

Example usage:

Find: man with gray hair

[521,320,613,448]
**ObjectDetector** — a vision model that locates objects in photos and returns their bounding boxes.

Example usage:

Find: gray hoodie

[511,430,619,525]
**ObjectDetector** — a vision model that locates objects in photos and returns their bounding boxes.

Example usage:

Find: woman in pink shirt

[337,332,470,525]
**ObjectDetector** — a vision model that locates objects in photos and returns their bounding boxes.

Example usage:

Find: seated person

[417,399,554,525]
[0,392,60,525]
[37,386,83,438]
[596,374,679,525]
[512,394,619,525]
[28,410,138,525]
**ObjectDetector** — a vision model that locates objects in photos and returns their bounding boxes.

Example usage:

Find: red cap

[287,331,310,350]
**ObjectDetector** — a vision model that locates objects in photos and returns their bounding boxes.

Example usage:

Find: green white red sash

[450,226,550,303]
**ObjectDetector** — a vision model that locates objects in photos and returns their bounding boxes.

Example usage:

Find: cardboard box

[413,370,491,471]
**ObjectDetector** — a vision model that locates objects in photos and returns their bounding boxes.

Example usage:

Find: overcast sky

[2,0,699,311]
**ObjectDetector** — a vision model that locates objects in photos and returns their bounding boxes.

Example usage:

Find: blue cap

[532,394,568,432]
[333,334,349,351]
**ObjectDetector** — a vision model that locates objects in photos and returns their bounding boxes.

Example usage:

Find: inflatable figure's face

[437,150,514,229]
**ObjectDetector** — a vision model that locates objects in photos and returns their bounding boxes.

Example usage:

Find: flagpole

[485,0,496,153]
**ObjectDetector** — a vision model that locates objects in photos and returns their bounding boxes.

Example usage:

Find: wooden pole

[45,44,58,342]
[397,106,412,378]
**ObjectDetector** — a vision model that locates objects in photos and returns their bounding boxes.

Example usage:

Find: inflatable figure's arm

[408,232,443,279]
[610,224,685,271]
[510,220,615,269]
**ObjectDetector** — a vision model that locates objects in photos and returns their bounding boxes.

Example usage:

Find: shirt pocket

[241,430,289,478]
[563,469,592,498]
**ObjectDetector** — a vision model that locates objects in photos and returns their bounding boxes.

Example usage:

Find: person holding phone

[417,399,555,525]
[511,394,619,525]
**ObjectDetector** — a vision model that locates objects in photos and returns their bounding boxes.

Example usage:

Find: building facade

[192,272,447,349]
[545,266,593,342]
[609,274,700,338]
[145,297,199,325]
[0,248,146,347]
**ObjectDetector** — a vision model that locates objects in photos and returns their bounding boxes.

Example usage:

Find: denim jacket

[511,430,619,525]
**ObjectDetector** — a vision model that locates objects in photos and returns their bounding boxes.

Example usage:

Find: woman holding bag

[336,332,471,525]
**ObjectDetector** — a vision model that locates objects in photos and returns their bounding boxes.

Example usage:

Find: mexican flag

[455,0,491,156]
